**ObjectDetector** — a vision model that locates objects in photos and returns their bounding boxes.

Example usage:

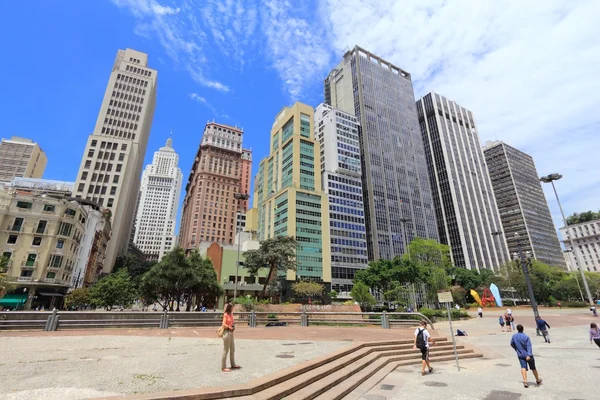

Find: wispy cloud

[111,0,230,92]
[188,92,228,119]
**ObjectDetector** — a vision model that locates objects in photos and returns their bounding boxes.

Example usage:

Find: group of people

[499,308,516,332]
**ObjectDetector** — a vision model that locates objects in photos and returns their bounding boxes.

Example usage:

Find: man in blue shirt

[510,324,543,388]
[535,316,551,343]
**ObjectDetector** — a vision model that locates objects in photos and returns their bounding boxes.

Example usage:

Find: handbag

[216,326,225,338]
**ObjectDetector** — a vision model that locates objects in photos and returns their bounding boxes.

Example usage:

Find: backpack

[416,328,426,349]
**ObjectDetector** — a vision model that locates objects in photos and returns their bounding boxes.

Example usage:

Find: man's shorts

[420,347,429,361]
[518,356,536,371]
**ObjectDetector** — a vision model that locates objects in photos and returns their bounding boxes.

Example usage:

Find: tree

[351,282,376,311]
[244,236,297,294]
[291,281,324,301]
[0,256,14,299]
[425,267,451,306]
[383,281,409,308]
[406,238,452,270]
[188,250,222,310]
[566,210,600,225]
[139,247,196,311]
[89,269,137,310]
[65,288,90,309]
[502,260,565,306]
[114,254,156,289]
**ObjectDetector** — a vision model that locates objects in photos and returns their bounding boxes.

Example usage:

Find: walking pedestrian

[221,303,241,372]
[413,320,435,376]
[499,315,506,332]
[507,307,513,317]
[509,314,516,331]
[590,323,600,348]
[505,313,512,332]
[592,306,598,317]
[535,316,551,343]
[477,307,483,318]
[510,324,543,388]
[557,301,562,309]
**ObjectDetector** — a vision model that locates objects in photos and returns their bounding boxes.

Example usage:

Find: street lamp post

[540,173,594,305]
[515,232,539,318]
[233,193,250,301]
[563,249,585,301]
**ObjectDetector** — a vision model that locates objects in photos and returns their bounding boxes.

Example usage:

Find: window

[2,251,11,260]
[32,237,42,246]
[84,160,91,168]
[113,175,119,183]
[7,235,17,244]
[91,140,97,147]
[58,222,73,237]
[110,187,117,195]
[119,153,125,161]
[87,150,94,157]
[65,208,76,217]
[20,269,33,278]
[107,198,114,207]
[116,164,122,172]
[46,272,56,279]
[56,239,65,249]
[36,220,47,234]
[25,253,37,266]
[16,201,32,209]
[48,255,63,268]
[11,217,23,231]
[43,204,55,212]
[121,143,127,151]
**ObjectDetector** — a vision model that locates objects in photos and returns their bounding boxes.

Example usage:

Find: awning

[0,295,27,306]
[37,292,64,297]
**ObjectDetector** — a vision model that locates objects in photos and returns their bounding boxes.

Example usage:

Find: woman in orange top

[221,303,241,372]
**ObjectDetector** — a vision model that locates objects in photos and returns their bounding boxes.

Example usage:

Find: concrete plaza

[0,307,598,400]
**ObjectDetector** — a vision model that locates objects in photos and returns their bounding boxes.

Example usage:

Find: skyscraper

[179,123,250,250]
[314,103,367,296]
[133,137,182,261]
[416,93,509,270]
[325,46,439,261]
[251,102,331,297]
[0,137,47,181]
[73,48,157,271]
[483,141,567,268]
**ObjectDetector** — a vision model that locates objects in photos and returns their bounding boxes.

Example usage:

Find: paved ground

[0,334,350,400]
[359,307,600,400]
[2,307,598,400]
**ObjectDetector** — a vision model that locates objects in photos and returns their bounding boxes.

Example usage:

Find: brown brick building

[179,123,251,250]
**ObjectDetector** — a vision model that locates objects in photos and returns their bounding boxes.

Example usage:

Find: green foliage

[566,210,600,225]
[291,281,324,299]
[140,248,222,311]
[563,301,588,308]
[114,254,156,289]
[383,281,409,307]
[243,236,297,294]
[350,282,376,311]
[65,288,90,309]
[233,295,257,311]
[0,256,14,299]
[451,286,467,307]
[89,269,137,310]
[418,307,470,320]
[329,290,338,300]
[406,237,452,270]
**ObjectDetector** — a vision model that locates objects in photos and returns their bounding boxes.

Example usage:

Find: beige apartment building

[0,186,89,309]
[179,123,251,250]
[73,48,157,272]
[0,137,47,181]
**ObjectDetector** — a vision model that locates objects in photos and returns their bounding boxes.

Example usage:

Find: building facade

[179,123,251,250]
[0,137,47,181]
[0,182,90,309]
[560,219,600,272]
[416,93,508,271]
[483,141,566,268]
[250,102,331,298]
[325,46,439,261]
[314,103,367,297]
[73,48,157,272]
[133,137,182,261]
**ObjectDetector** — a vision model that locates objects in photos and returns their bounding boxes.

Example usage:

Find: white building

[560,219,600,272]
[314,103,368,298]
[416,92,509,271]
[73,48,157,271]
[0,137,47,181]
[133,137,182,261]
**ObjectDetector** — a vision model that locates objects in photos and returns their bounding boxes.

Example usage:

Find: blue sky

[1,0,598,233]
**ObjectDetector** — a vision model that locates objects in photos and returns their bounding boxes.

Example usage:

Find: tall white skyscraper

[314,103,367,297]
[74,48,157,271]
[416,92,509,271]
[134,137,182,261]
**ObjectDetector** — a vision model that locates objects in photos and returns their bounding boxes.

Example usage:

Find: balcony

[44,278,56,283]
[21,262,38,269]
[17,276,32,282]
[7,225,23,232]
[47,265,61,270]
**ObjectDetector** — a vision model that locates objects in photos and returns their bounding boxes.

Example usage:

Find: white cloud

[316,0,600,230]
[188,92,228,119]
